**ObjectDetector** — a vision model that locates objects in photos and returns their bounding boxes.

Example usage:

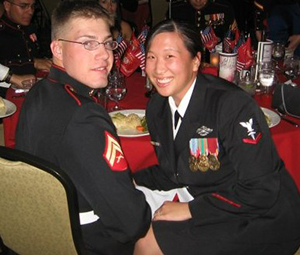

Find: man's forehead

[8,0,35,3]
[66,17,110,36]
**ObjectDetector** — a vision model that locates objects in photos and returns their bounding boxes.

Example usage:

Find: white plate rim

[0,99,17,118]
[261,107,281,128]
[109,109,149,137]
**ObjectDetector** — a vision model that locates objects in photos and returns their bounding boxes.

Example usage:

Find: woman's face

[146,32,200,106]
[99,0,118,15]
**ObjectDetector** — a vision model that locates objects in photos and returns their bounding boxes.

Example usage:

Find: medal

[207,138,220,171]
[197,155,209,172]
[208,154,220,171]
[189,155,198,172]
[189,139,200,172]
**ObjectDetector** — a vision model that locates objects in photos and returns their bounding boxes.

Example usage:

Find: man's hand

[34,58,52,72]
[288,35,300,52]
[10,74,36,89]
[153,201,192,221]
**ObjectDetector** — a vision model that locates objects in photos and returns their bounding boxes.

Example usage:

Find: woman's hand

[153,201,192,221]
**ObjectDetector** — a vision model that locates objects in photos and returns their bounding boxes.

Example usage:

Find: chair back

[0,146,85,255]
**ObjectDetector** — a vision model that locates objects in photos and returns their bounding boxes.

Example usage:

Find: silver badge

[196,126,213,136]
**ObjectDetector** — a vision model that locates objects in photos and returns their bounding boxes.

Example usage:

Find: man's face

[4,0,35,26]
[189,0,208,10]
[52,17,114,89]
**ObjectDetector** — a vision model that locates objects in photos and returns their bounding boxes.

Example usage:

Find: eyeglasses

[58,39,118,51]
[6,1,36,10]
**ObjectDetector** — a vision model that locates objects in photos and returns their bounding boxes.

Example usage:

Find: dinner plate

[261,107,281,128]
[109,109,149,137]
[0,99,17,118]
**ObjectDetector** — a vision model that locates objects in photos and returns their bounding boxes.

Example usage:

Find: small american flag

[236,61,246,72]
[200,26,218,52]
[137,25,150,45]
[137,43,146,73]
[114,34,129,68]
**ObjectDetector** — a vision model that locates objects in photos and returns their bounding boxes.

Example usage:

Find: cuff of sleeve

[0,65,10,81]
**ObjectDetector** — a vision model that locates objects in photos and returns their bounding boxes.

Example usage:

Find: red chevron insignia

[242,133,262,144]
[103,131,128,171]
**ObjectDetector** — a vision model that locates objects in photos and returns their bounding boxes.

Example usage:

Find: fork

[275,109,299,127]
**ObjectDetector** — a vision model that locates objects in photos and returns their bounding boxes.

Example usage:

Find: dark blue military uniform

[134,73,300,255]
[15,65,151,254]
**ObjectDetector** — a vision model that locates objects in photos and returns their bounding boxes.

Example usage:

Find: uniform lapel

[154,101,176,168]
[174,74,208,156]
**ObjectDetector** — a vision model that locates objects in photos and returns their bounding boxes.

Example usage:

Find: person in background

[99,0,133,41]
[133,19,300,255]
[15,1,151,254]
[0,1,4,16]
[121,0,152,34]
[169,0,236,41]
[0,63,35,88]
[254,0,300,56]
[0,0,52,74]
[120,0,138,13]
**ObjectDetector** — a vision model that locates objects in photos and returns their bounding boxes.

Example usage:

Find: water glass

[259,69,276,95]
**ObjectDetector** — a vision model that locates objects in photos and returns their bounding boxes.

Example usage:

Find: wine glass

[105,69,127,111]
[283,56,299,81]
[272,42,285,71]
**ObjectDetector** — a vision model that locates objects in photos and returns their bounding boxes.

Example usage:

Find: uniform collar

[1,13,27,30]
[48,64,98,98]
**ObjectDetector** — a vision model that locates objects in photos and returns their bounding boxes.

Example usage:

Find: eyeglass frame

[5,0,36,10]
[58,39,118,51]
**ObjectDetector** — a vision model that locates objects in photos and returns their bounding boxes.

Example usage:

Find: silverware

[275,109,299,127]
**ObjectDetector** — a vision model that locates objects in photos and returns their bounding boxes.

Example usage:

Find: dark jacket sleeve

[59,103,151,243]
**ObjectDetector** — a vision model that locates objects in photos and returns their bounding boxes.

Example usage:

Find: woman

[99,0,133,41]
[133,19,300,255]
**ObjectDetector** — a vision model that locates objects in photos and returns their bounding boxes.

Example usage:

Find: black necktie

[174,110,182,129]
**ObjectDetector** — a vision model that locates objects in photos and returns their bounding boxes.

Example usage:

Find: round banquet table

[3,68,300,191]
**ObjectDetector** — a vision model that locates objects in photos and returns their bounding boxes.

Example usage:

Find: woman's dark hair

[145,19,203,58]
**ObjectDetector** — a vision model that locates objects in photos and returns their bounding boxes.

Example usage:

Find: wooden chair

[0,146,86,255]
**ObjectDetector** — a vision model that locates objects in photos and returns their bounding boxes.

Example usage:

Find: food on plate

[0,97,6,115]
[111,112,148,132]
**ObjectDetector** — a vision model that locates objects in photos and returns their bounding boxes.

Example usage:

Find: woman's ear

[193,52,201,71]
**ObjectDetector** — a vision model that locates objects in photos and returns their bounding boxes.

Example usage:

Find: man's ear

[50,41,63,61]
[3,1,10,12]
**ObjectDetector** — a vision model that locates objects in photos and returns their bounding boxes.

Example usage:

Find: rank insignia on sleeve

[103,131,128,171]
[240,118,262,144]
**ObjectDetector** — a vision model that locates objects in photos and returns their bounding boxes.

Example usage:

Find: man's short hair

[51,0,113,40]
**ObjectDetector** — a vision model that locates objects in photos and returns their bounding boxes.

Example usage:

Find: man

[0,0,52,77]
[15,1,151,254]
[170,0,237,41]
[254,0,300,56]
